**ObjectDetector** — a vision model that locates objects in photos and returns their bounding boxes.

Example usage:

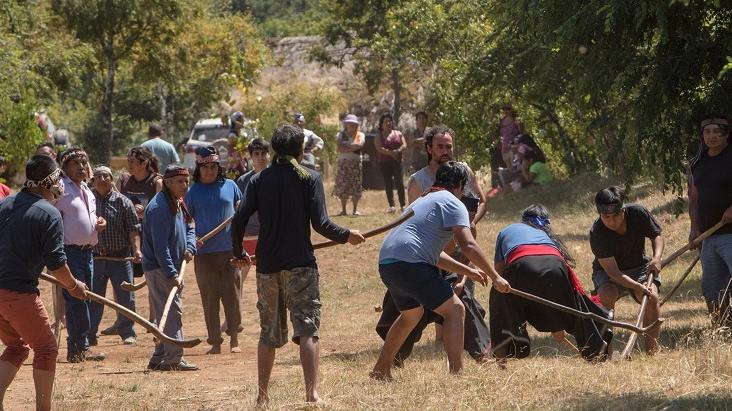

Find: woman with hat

[334,114,365,216]
[184,147,243,354]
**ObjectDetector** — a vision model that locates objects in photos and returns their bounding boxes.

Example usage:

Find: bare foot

[207,344,221,355]
[230,346,242,353]
[255,395,268,408]
[305,395,324,405]
[369,369,393,381]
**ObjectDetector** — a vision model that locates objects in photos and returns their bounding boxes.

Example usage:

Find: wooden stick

[660,220,726,267]
[40,273,200,348]
[660,254,700,307]
[121,279,146,291]
[158,260,187,333]
[508,288,661,334]
[620,274,655,359]
[93,256,134,262]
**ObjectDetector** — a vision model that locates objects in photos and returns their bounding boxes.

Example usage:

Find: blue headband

[525,216,550,228]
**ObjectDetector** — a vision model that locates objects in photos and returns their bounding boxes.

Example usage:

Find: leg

[339,197,347,215]
[109,261,136,339]
[641,283,661,354]
[380,162,395,208]
[371,306,424,380]
[596,283,620,310]
[194,254,223,352]
[218,253,243,352]
[62,247,93,360]
[299,336,321,403]
[88,260,110,339]
[256,343,276,406]
[432,294,466,374]
[0,361,18,409]
[33,369,54,411]
[352,195,361,214]
[394,162,406,208]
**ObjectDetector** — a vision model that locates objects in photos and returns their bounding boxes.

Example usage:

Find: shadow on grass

[565,391,732,411]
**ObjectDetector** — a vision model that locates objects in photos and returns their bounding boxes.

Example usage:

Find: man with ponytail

[372,161,510,380]
[142,164,197,371]
[490,204,613,362]
[231,124,364,406]
[590,186,663,354]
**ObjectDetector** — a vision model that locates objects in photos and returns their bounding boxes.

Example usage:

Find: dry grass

[3,173,731,410]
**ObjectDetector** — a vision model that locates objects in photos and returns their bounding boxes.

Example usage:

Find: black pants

[489,255,613,361]
[376,273,491,364]
[489,143,505,188]
[379,161,405,208]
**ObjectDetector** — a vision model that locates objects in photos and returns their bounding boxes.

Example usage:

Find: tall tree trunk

[531,102,582,174]
[391,68,401,126]
[100,45,116,164]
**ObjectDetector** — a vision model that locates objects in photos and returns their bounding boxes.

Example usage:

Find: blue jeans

[89,259,136,339]
[701,234,732,304]
[63,246,93,357]
[145,268,183,365]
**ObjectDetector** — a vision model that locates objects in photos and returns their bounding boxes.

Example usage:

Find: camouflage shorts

[256,267,321,348]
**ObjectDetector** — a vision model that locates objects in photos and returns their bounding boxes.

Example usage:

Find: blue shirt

[185,179,242,254]
[379,190,470,266]
[142,191,196,278]
[0,191,67,293]
[494,223,557,263]
[142,138,180,172]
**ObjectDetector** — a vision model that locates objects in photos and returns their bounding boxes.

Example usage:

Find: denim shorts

[592,263,661,303]
[379,261,454,311]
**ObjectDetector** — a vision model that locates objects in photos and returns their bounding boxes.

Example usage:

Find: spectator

[141,124,180,172]
[54,148,107,363]
[185,147,243,355]
[226,111,250,179]
[520,149,553,186]
[35,143,57,161]
[334,114,365,216]
[374,112,407,213]
[498,105,523,169]
[294,112,324,170]
[406,111,429,172]
[88,166,141,346]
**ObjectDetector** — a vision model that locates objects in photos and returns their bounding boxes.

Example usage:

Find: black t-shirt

[692,144,732,236]
[590,204,662,271]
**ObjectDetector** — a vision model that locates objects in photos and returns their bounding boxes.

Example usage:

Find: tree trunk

[100,43,116,164]
[391,68,401,126]
[531,102,581,174]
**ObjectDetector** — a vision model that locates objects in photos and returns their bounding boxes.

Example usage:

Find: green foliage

[232,0,323,37]
[0,93,45,173]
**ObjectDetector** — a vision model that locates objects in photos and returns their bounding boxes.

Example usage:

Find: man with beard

[376,125,492,365]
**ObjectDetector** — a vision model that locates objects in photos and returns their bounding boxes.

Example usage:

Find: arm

[373,134,392,156]
[154,177,163,193]
[688,177,701,244]
[406,176,422,205]
[123,197,143,262]
[647,235,664,274]
[309,175,352,243]
[148,208,178,278]
[50,264,88,299]
[467,168,488,225]
[397,131,407,153]
[452,225,510,292]
[231,184,257,259]
[310,133,324,152]
[521,160,536,184]
[597,257,648,293]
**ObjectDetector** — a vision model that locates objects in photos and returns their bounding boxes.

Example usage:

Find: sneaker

[158,359,198,372]
[352,211,361,216]
[122,336,137,345]
[387,206,396,213]
[147,361,161,371]
[88,336,98,346]
[100,325,118,336]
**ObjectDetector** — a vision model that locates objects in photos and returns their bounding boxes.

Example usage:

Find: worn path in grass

[3,175,731,410]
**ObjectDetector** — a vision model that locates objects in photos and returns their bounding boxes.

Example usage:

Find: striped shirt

[93,189,141,257]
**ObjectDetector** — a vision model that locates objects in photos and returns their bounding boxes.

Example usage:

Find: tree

[52,0,184,163]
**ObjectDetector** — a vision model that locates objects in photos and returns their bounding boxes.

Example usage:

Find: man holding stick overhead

[142,165,197,371]
[0,155,89,411]
[590,186,663,354]
[232,124,364,406]
[689,113,732,328]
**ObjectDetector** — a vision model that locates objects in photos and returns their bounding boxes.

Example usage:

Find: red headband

[163,167,190,179]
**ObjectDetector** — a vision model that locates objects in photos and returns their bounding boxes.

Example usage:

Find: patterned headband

[195,153,220,164]
[701,118,729,128]
[23,168,63,189]
[61,149,88,169]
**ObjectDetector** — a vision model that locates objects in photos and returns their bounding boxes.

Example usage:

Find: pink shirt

[55,177,98,246]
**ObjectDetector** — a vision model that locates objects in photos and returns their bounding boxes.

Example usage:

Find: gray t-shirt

[379,190,470,266]
[408,164,478,199]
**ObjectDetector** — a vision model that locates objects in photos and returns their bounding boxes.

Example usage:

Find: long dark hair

[521,204,575,267]
[127,146,160,174]
[690,112,731,171]
[162,179,193,223]
[378,112,394,134]
[192,162,225,183]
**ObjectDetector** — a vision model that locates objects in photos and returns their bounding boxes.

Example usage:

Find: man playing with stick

[231,124,365,405]
[689,113,732,328]
[0,155,89,410]
[590,186,664,354]
[89,165,141,346]
[185,146,243,354]
[142,165,197,371]
[372,162,510,380]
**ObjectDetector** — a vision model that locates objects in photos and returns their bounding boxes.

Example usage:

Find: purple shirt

[55,177,98,246]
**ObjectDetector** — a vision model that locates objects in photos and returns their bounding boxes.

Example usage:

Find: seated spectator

[521,150,553,186]
[498,138,524,192]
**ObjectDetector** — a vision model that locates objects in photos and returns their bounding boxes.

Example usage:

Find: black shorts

[379,261,454,311]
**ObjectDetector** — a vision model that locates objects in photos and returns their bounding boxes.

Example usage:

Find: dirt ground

[3,175,732,410]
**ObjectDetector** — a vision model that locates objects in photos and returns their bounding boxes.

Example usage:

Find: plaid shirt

[93,189,141,256]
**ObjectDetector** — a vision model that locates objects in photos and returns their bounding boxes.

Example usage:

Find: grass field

[3,173,731,410]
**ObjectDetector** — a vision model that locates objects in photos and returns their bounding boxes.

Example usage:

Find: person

[141,124,180,172]
[225,111,251,179]
[333,114,365,216]
[520,149,553,186]
[142,165,197,371]
[372,161,510,380]
[54,147,107,363]
[231,124,365,405]
[374,112,407,213]
[590,186,663,354]
[487,126,505,197]
[235,138,270,282]
[0,156,10,200]
[88,166,141,346]
[294,112,324,170]
[185,147,243,354]
[35,143,57,161]
[0,155,90,411]
[497,104,523,168]
[406,111,429,172]
[688,113,732,327]
[490,204,613,362]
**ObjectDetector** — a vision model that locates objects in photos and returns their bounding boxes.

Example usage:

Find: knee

[445,299,465,322]
[597,285,619,308]
[0,345,30,370]
[31,342,58,372]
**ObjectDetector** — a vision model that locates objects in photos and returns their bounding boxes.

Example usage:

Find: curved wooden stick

[508,288,661,334]
[94,256,134,262]
[661,220,726,267]
[660,254,700,307]
[121,217,234,291]
[620,274,655,359]
[158,260,187,333]
[40,273,200,348]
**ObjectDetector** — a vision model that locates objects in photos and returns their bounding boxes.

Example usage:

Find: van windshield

[194,127,230,142]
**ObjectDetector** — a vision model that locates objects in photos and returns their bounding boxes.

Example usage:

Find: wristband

[68,281,78,291]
